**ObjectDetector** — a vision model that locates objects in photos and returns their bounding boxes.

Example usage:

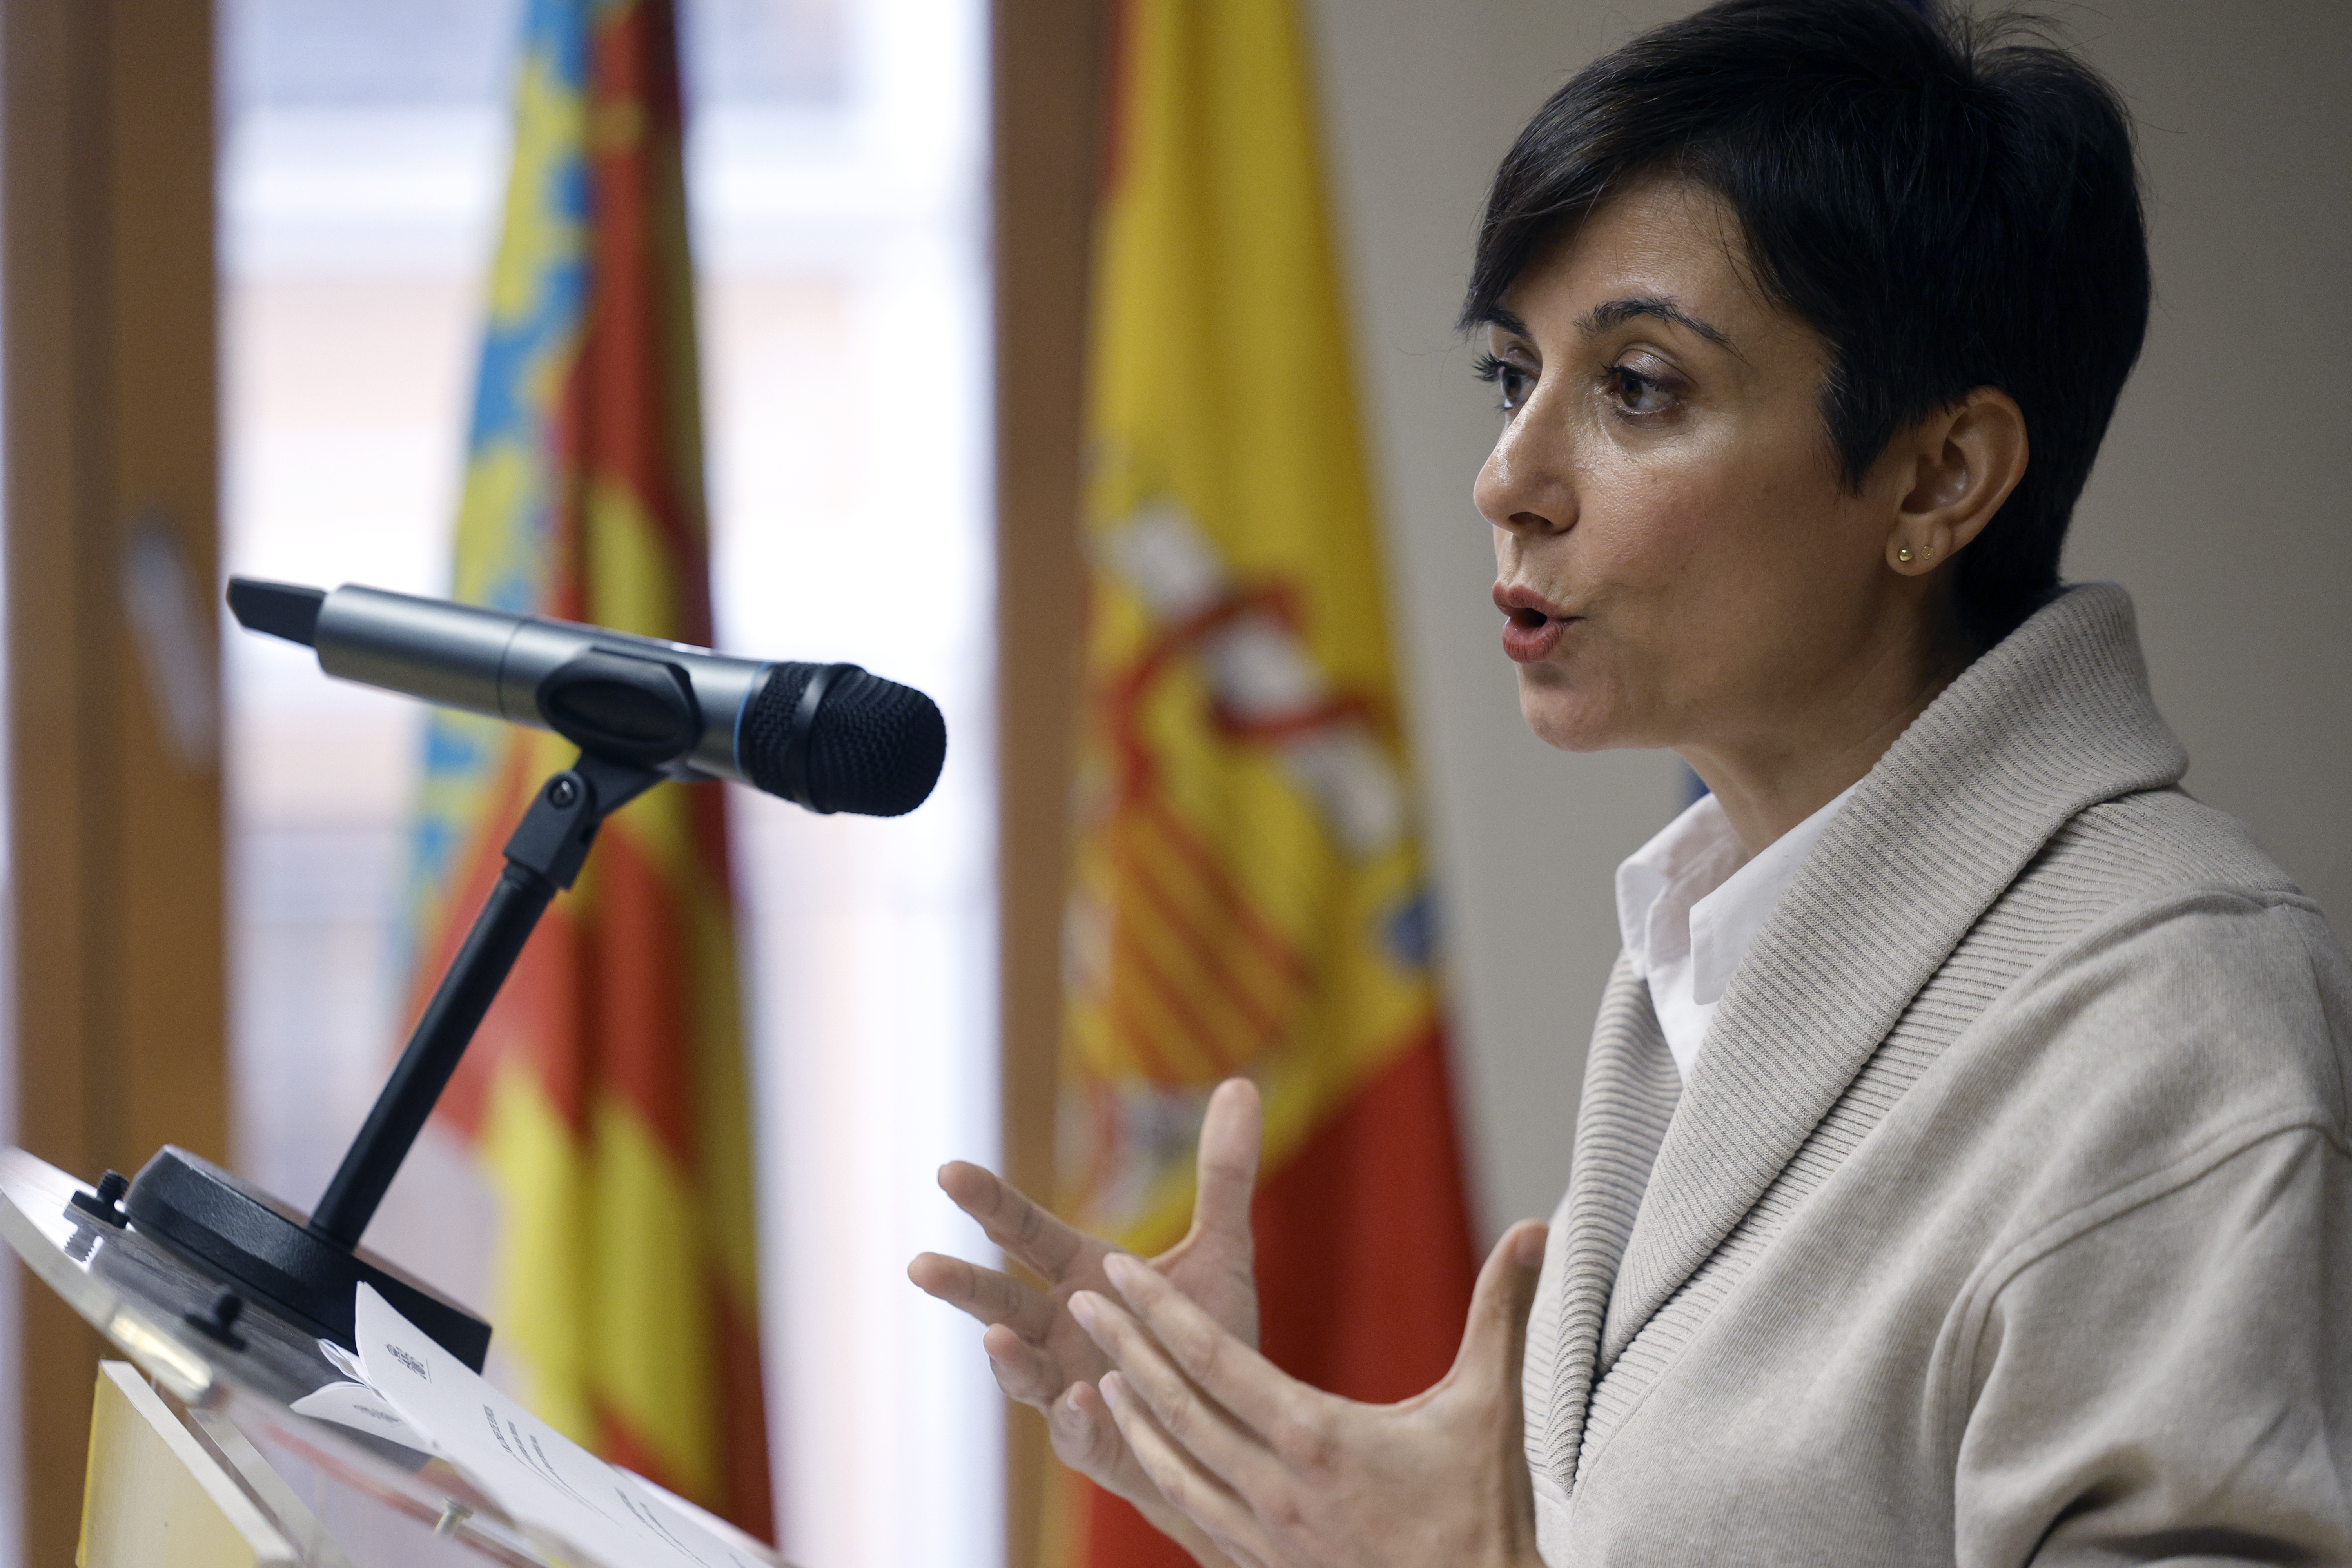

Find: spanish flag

[1055,0,1477,1561]
[404,0,772,1539]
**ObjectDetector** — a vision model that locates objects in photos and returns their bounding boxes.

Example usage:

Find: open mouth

[1499,605,1572,663]
[1494,584,1574,663]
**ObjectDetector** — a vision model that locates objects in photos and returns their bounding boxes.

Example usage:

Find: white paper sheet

[288,1378,432,1452]
[353,1285,768,1568]
[319,1337,366,1383]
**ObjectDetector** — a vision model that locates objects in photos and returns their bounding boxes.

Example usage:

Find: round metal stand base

[125,1145,490,1370]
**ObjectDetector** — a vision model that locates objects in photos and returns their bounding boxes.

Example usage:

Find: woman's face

[1474,178,1922,761]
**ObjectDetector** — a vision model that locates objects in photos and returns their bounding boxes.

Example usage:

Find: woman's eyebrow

[1581,295,1734,349]
[1478,306,1535,341]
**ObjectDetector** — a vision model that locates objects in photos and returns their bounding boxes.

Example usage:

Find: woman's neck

[1682,614,1976,857]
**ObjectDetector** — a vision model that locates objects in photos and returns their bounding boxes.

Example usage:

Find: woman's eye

[1473,352,1536,412]
[1606,363,1677,417]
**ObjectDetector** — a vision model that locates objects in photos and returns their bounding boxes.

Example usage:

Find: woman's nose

[1473,412,1572,538]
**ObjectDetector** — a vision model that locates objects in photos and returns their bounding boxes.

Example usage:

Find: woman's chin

[1516,680,1622,754]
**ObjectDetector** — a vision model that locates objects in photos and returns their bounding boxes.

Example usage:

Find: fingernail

[1069,1292,1099,1332]
[1102,1252,1139,1290]
[1099,1371,1125,1408]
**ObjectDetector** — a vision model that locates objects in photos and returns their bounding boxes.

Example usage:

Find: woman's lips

[1494,583,1575,663]
[1501,609,1571,662]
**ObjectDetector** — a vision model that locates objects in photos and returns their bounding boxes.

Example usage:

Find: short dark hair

[1463,0,2149,647]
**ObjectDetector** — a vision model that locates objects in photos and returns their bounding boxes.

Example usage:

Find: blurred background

[0,2,2345,1566]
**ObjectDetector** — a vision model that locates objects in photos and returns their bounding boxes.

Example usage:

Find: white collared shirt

[1615,781,1859,1080]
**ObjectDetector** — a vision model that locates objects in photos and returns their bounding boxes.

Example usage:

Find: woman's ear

[1885,388,2029,575]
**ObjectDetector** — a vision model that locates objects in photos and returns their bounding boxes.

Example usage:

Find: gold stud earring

[1923,543,1937,561]
[1897,546,1915,564]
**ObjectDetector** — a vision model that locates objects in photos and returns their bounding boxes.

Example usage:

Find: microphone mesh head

[742,664,947,816]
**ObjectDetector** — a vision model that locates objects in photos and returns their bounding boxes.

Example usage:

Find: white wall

[1306,0,2352,1237]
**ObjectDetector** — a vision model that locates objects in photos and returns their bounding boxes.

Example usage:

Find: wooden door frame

[2,4,227,1564]
[993,0,1107,1561]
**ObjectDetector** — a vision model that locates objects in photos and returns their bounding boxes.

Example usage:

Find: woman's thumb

[1445,1220,1549,1398]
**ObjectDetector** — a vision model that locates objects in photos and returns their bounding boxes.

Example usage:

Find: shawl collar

[1534,955,1679,1490]
[1593,583,2188,1368]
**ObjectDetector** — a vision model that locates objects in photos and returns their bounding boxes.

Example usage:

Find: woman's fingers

[1099,1370,1276,1568]
[1441,1220,1549,1400]
[1099,1253,1304,1441]
[979,1323,1067,1406]
[935,1161,1086,1280]
[1186,1079,1263,1254]
[1071,1283,1277,1497]
[906,1251,1058,1342]
[1043,1379,1127,1476]
[910,1254,1076,1407]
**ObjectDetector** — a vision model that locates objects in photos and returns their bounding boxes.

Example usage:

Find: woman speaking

[911,0,2352,1561]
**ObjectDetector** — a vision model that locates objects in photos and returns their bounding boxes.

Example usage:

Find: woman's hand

[1069,1219,1552,1568]
[909,1078,1265,1562]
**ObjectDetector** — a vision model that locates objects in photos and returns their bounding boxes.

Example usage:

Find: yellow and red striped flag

[1055,0,1477,1561]
[405,0,771,1538]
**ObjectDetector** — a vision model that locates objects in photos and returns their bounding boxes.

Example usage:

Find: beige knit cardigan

[1525,583,2352,1564]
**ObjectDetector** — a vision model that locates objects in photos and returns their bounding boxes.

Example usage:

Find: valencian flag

[405,0,773,1539]
[1055,0,1478,1561]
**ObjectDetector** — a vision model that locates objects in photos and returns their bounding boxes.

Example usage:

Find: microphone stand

[114,747,669,1368]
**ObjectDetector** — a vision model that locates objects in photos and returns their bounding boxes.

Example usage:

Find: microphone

[227,577,946,817]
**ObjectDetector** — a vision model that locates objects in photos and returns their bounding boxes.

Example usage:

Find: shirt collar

[1614,780,1859,1000]
[1615,791,1744,980]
